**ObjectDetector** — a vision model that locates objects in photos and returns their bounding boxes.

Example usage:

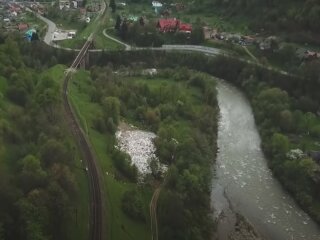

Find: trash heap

[116,129,166,175]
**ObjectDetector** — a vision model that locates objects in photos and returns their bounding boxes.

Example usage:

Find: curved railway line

[62,34,103,240]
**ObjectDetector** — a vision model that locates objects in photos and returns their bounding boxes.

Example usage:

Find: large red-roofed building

[157,18,180,32]
[157,18,192,33]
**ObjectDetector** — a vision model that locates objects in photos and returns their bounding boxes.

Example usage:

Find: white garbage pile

[116,129,167,175]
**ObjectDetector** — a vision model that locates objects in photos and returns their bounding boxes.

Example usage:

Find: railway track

[62,34,103,240]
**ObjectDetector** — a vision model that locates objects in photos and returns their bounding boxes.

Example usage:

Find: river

[211,80,320,240]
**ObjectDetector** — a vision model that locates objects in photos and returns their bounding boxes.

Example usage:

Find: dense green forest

[71,65,218,240]
[91,50,320,223]
[0,36,85,240]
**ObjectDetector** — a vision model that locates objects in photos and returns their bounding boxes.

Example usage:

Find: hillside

[190,0,320,44]
[0,36,88,240]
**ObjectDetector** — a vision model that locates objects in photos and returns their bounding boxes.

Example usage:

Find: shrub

[121,189,145,221]
[112,149,138,182]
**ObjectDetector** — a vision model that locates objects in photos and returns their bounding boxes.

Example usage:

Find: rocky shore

[229,213,263,240]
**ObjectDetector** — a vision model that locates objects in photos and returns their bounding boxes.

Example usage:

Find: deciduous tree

[109,0,116,13]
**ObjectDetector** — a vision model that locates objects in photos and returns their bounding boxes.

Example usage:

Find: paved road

[102,29,225,55]
[26,8,56,45]
[102,29,131,50]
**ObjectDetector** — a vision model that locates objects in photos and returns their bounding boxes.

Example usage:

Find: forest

[0,35,85,240]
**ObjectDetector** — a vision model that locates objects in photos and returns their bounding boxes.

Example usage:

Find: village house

[59,0,70,10]
[157,18,178,32]
[304,50,320,60]
[157,18,192,33]
[29,3,45,15]
[8,3,21,15]
[241,36,255,45]
[296,48,320,61]
[152,1,163,14]
[17,23,29,31]
[178,22,192,33]
[259,36,278,51]
[175,3,185,11]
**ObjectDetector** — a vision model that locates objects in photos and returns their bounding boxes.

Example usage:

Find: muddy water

[211,80,320,240]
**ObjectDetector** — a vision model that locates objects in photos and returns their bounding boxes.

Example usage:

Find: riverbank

[212,80,320,240]
[212,183,263,240]
[229,214,263,240]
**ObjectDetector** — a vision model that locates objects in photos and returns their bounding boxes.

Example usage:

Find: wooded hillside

[190,0,320,43]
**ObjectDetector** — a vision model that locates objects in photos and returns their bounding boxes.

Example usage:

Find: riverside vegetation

[91,49,320,224]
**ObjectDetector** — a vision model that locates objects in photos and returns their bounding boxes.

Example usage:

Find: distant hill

[190,0,320,44]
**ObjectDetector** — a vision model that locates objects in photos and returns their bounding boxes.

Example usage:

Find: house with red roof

[157,18,179,32]
[178,23,192,33]
[18,23,29,31]
[304,50,320,60]
[157,18,192,33]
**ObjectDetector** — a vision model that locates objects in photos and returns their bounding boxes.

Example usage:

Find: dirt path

[150,188,161,240]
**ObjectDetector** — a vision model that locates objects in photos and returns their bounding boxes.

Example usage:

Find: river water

[211,80,320,240]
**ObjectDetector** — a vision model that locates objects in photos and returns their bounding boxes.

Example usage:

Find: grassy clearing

[0,76,7,93]
[93,21,125,50]
[93,9,126,50]
[65,148,90,240]
[181,12,251,34]
[116,3,155,19]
